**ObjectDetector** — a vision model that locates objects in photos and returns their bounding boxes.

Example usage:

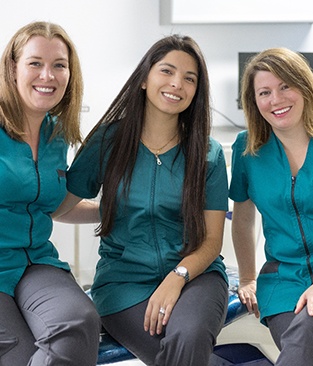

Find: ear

[141,82,147,90]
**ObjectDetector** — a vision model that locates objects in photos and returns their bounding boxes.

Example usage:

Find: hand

[238,280,259,318]
[295,285,313,316]
[144,272,184,336]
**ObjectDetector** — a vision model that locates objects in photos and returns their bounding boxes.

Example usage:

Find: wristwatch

[173,266,189,283]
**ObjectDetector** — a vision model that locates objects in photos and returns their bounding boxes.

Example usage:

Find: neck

[142,116,179,144]
[274,128,310,176]
[144,104,179,130]
[274,126,309,149]
[23,116,44,161]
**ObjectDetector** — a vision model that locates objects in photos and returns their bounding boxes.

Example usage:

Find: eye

[258,90,270,97]
[281,84,289,91]
[160,68,172,75]
[185,76,196,83]
[54,63,67,69]
[29,61,41,67]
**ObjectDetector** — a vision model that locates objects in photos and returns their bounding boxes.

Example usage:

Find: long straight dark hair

[78,34,211,256]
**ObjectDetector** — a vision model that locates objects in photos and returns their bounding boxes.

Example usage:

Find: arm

[52,192,100,224]
[144,209,226,335]
[232,199,259,317]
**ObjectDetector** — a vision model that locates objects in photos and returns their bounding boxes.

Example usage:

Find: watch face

[174,266,189,282]
[176,266,187,276]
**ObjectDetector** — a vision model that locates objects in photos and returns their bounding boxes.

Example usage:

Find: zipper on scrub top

[291,176,313,283]
[26,161,41,249]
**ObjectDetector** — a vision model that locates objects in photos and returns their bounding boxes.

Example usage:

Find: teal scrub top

[229,130,313,324]
[67,123,229,316]
[0,114,71,297]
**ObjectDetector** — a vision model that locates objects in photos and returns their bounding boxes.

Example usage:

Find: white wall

[2,0,313,285]
[3,0,313,133]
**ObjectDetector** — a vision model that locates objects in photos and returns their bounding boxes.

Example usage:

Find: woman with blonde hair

[0,21,100,365]
[230,48,313,365]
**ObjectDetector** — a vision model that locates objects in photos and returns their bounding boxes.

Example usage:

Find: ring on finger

[159,307,165,315]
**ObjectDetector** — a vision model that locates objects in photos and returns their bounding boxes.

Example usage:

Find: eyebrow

[255,86,270,92]
[26,56,69,62]
[255,81,286,92]
[158,62,198,78]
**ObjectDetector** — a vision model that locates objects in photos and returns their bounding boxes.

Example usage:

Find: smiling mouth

[34,86,55,93]
[273,107,291,115]
[163,92,181,101]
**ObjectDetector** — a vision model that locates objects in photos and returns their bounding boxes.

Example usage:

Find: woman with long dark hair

[54,34,229,366]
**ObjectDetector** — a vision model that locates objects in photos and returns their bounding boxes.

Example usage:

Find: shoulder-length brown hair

[241,47,313,155]
[79,34,211,256]
[0,21,83,144]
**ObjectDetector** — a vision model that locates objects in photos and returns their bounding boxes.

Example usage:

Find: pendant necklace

[141,133,178,166]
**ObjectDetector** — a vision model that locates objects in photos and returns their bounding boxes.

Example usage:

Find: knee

[283,307,313,341]
[295,307,313,329]
[61,296,101,340]
[0,328,18,357]
[77,301,101,335]
[168,322,215,350]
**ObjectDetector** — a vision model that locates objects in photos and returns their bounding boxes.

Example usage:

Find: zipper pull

[155,154,162,165]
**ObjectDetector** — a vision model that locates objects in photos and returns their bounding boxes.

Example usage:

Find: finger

[143,304,152,332]
[251,302,260,318]
[294,296,306,315]
[148,311,159,336]
[156,309,165,335]
[238,290,249,304]
[162,304,174,326]
[144,304,160,335]
[239,291,257,314]
[238,290,251,306]
[308,304,313,316]
[246,300,255,314]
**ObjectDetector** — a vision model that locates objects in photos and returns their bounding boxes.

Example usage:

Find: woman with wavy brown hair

[230,48,313,365]
[0,21,100,365]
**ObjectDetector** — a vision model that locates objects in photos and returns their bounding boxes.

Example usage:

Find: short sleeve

[205,138,228,211]
[66,124,108,199]
[229,130,250,202]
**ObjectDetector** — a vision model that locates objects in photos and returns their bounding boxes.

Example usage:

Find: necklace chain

[141,133,178,166]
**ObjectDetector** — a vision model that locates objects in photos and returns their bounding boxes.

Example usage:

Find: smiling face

[142,50,198,121]
[14,35,70,122]
[254,70,305,136]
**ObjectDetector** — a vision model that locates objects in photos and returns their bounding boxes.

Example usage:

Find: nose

[170,76,182,89]
[270,89,284,105]
[40,66,55,81]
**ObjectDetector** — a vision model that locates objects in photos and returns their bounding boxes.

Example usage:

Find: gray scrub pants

[0,264,101,366]
[101,271,228,366]
[267,307,313,365]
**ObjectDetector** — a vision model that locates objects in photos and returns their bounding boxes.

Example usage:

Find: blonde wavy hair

[0,21,83,144]
[241,48,313,155]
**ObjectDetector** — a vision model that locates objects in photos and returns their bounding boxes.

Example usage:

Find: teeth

[163,93,181,101]
[274,107,290,115]
[35,87,54,93]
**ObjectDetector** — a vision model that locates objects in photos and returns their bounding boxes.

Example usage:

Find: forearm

[52,192,100,224]
[232,199,257,281]
[176,210,225,282]
[54,199,100,224]
[144,210,226,334]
